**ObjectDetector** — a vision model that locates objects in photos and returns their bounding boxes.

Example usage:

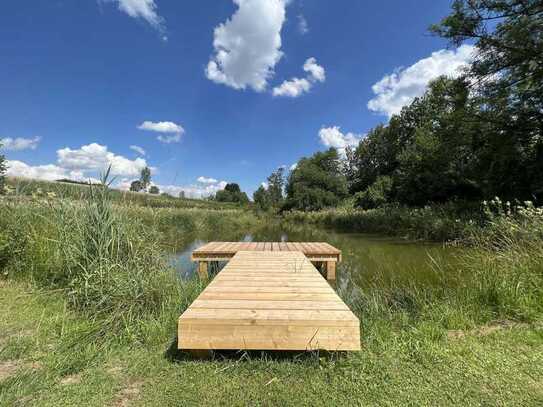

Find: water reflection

[171,223,464,288]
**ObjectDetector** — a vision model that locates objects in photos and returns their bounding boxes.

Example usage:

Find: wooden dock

[192,241,342,281]
[178,246,360,352]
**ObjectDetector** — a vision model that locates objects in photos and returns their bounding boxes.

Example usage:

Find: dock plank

[192,241,341,262]
[178,250,360,351]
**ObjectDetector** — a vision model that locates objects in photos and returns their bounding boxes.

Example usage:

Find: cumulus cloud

[197,176,219,184]
[6,160,73,181]
[298,15,309,35]
[7,142,148,185]
[319,126,363,156]
[1,136,41,151]
[289,163,298,171]
[304,57,325,82]
[129,145,146,156]
[272,77,311,97]
[137,121,184,144]
[206,0,288,92]
[119,178,228,199]
[273,57,325,97]
[57,143,148,177]
[138,121,183,134]
[104,0,165,33]
[5,160,101,185]
[367,45,475,117]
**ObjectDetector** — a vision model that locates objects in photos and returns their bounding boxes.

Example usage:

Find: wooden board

[191,242,342,262]
[178,251,360,351]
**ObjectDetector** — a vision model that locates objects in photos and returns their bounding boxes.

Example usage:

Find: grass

[1,280,542,406]
[5,176,240,210]
[282,202,484,242]
[1,181,542,405]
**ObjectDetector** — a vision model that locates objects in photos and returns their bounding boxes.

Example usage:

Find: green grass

[282,203,483,241]
[1,183,542,405]
[1,280,542,406]
[5,176,240,210]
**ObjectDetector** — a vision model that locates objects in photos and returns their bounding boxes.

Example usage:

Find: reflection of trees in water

[170,221,462,291]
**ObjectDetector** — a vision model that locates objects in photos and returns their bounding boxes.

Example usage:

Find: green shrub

[354,176,393,209]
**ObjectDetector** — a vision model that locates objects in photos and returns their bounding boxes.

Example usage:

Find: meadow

[0,179,542,406]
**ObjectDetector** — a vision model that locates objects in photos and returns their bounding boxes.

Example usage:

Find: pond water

[171,222,467,290]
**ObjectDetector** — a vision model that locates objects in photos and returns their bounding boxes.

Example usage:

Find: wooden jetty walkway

[192,241,342,281]
[178,243,360,352]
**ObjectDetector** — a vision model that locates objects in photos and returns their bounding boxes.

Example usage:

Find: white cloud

[121,179,228,199]
[205,0,288,92]
[138,121,183,134]
[129,145,146,156]
[298,15,308,35]
[57,143,148,177]
[1,136,41,151]
[273,57,325,98]
[157,134,182,144]
[272,77,311,97]
[304,57,325,82]
[289,163,298,171]
[105,0,165,33]
[6,160,71,181]
[367,45,475,117]
[197,176,219,184]
[319,126,363,157]
[138,121,184,144]
[261,182,269,189]
[5,160,98,183]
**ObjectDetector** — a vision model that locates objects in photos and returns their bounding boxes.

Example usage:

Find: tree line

[252,0,543,212]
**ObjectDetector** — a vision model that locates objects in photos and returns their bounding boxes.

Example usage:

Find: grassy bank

[282,202,494,241]
[1,187,542,405]
[5,177,239,210]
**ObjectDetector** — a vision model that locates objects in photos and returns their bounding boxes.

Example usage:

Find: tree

[284,148,348,211]
[216,183,250,203]
[0,143,6,194]
[130,180,143,192]
[431,1,543,97]
[354,176,393,210]
[350,77,489,205]
[224,183,241,194]
[253,185,271,211]
[140,167,151,192]
[431,0,543,201]
[267,167,285,207]
[149,185,160,194]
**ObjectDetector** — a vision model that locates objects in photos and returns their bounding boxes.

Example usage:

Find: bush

[354,176,393,209]
[282,202,481,241]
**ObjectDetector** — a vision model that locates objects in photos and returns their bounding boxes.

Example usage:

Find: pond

[170,222,466,290]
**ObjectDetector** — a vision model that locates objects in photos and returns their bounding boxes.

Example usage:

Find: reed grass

[0,173,262,344]
[282,203,482,241]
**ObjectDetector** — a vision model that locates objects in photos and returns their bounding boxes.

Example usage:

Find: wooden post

[326,261,336,281]
[197,261,209,280]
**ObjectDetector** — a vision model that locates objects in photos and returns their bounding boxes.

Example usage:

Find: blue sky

[0,0,474,198]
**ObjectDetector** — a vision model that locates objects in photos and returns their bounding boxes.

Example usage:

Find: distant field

[5,177,240,210]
